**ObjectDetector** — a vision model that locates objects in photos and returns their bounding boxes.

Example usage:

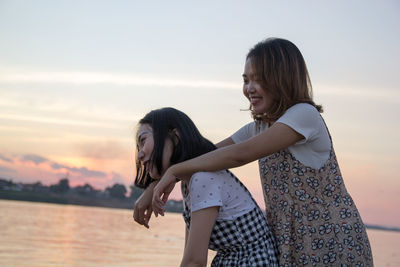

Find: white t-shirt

[231,103,331,170]
[184,170,256,221]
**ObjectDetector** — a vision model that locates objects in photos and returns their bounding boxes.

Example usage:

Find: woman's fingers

[161,191,170,206]
[143,207,152,228]
[133,183,156,227]
[152,170,177,217]
[133,203,146,225]
[152,187,166,217]
[152,199,164,217]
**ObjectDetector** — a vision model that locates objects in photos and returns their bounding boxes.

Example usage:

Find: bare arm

[150,138,233,210]
[180,206,219,267]
[179,123,302,175]
[153,122,303,215]
[184,227,188,248]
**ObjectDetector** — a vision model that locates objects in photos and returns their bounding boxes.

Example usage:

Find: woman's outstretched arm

[153,122,303,216]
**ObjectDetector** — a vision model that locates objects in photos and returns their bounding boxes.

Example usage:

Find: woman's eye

[138,137,145,147]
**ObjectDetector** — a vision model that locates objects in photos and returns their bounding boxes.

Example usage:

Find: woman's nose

[246,81,256,94]
[137,150,145,161]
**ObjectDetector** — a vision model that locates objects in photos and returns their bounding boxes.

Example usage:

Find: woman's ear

[171,128,180,145]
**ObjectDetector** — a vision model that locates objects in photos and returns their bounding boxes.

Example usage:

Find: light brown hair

[247,38,322,121]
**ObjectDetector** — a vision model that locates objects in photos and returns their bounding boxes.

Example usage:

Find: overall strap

[181,181,190,213]
[225,169,261,209]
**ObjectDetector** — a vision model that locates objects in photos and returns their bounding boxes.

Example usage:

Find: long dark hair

[247,37,322,121]
[134,107,216,188]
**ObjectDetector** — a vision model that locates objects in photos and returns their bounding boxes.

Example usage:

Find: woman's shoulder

[231,121,258,143]
[279,103,321,127]
[286,103,320,115]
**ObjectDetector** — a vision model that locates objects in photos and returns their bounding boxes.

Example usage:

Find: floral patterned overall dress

[181,170,279,266]
[258,122,374,266]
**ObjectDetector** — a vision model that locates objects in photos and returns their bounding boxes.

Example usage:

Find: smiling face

[242,57,274,115]
[136,124,174,180]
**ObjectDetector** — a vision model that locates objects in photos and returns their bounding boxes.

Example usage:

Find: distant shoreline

[0,189,183,213]
[364,224,400,233]
[2,192,399,233]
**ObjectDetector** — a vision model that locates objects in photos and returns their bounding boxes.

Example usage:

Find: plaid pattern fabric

[182,171,279,266]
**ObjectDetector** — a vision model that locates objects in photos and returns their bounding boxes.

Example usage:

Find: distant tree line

[0,177,183,212]
[0,177,144,200]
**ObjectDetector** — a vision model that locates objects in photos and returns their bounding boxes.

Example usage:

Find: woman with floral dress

[151,38,374,266]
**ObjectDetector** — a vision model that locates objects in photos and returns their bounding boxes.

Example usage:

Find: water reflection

[0,200,399,266]
[0,200,196,266]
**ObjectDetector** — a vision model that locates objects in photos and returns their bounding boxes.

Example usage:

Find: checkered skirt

[182,172,279,266]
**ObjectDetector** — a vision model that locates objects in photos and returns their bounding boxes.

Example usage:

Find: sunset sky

[0,0,399,227]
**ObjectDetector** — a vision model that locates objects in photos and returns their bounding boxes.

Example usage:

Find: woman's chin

[149,172,161,180]
[252,107,266,115]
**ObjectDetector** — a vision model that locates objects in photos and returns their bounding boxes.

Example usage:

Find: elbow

[186,263,206,267]
[233,155,248,166]
[181,262,206,267]
[180,258,207,267]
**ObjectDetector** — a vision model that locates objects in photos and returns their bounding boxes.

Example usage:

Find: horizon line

[1,176,400,231]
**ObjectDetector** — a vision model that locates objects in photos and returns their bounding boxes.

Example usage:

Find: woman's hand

[133,181,156,228]
[152,168,178,217]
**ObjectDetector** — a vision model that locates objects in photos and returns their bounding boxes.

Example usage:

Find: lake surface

[0,200,399,266]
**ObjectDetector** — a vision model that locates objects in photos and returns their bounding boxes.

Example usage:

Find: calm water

[0,200,399,267]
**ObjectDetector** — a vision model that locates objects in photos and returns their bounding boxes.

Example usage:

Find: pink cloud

[0,153,127,190]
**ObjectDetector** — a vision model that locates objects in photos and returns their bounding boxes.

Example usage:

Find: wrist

[149,180,158,189]
[167,165,181,183]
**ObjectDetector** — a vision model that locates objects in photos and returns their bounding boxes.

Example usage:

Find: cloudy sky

[0,0,399,227]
